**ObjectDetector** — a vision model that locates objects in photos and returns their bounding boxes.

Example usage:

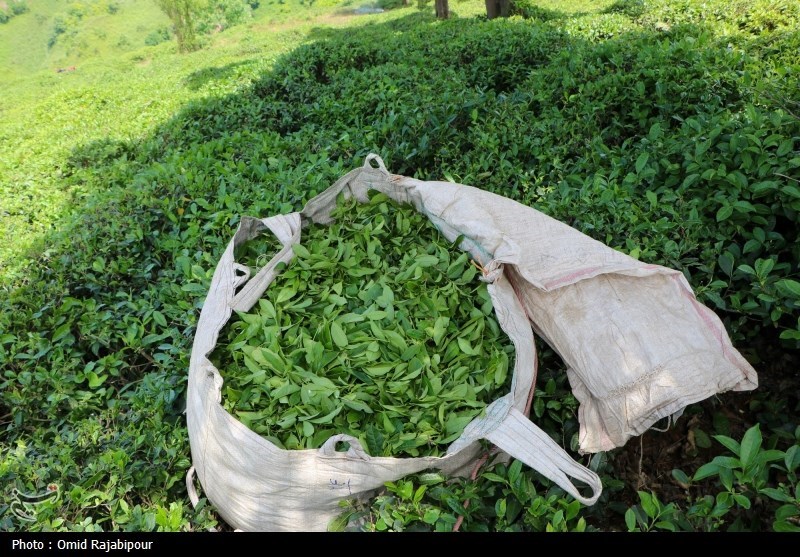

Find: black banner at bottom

[1,530,791,555]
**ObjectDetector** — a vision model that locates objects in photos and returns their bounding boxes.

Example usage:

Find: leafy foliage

[0,0,28,23]
[195,0,255,34]
[335,458,592,531]
[145,25,173,46]
[625,425,800,531]
[0,0,798,532]
[155,0,203,52]
[213,192,513,455]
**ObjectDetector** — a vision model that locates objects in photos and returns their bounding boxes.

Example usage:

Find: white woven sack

[186,154,756,531]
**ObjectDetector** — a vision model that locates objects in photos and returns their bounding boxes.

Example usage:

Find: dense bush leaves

[1,0,798,532]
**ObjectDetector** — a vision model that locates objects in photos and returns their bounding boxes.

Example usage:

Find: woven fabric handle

[486,406,602,505]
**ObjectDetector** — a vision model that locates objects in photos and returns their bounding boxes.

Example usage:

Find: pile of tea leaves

[212,191,515,457]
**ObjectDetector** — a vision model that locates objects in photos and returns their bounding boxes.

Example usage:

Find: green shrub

[10,0,28,16]
[195,0,254,34]
[2,0,798,532]
[377,0,405,10]
[0,0,28,23]
[145,26,173,46]
[510,0,562,21]
[47,15,68,48]
[604,0,645,18]
[627,424,800,531]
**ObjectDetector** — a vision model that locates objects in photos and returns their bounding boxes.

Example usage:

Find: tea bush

[1,0,798,531]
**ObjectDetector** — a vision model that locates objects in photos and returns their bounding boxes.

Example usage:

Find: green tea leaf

[739,425,762,470]
[635,152,649,174]
[624,508,637,531]
[777,139,794,157]
[638,491,657,518]
[416,255,439,268]
[327,510,353,532]
[87,372,108,389]
[310,406,343,424]
[718,252,734,277]
[330,321,348,348]
[292,244,311,259]
[777,279,800,299]
[716,205,733,222]
[152,311,167,327]
[276,287,297,304]
[365,310,387,321]
[364,425,384,455]
[422,508,441,525]
[713,434,741,456]
[365,364,394,377]
[457,337,477,355]
[693,462,721,481]
[759,488,791,503]
[342,398,373,413]
[754,258,774,278]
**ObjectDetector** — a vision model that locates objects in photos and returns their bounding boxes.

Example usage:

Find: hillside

[1,0,799,533]
[0,0,170,81]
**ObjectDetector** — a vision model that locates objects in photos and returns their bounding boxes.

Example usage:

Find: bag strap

[230,159,385,313]
[487,407,601,505]
[451,398,602,505]
[229,213,301,313]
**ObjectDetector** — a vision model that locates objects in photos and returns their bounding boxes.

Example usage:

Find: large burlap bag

[186,154,757,531]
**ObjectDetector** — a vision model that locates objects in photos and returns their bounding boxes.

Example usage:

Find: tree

[485,0,511,19]
[435,0,449,19]
[155,0,203,53]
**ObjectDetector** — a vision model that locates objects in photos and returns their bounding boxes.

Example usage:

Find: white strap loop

[485,407,602,505]
[318,434,371,461]
[363,153,389,174]
[186,466,200,507]
[451,398,602,505]
[232,263,251,289]
[230,213,302,313]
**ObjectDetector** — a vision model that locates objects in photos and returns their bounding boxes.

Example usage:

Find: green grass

[0,1,422,280]
[1,0,798,532]
[0,0,170,82]
[0,0,617,278]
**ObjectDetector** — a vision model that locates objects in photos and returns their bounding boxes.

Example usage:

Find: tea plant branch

[452,449,495,532]
[775,173,799,184]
